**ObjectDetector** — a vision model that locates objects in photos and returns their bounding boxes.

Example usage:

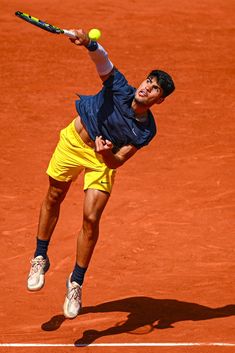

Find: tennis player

[27,29,175,319]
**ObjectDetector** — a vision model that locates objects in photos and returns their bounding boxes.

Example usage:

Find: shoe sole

[63,297,79,319]
[27,273,46,291]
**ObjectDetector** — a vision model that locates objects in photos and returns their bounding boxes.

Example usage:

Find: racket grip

[62,29,77,39]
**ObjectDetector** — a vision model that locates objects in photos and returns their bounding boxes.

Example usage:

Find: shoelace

[29,258,45,275]
[68,284,81,302]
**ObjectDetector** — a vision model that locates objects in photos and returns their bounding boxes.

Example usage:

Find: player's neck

[131,99,149,115]
[131,99,149,120]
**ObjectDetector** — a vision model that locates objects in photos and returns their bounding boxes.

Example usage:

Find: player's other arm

[95,137,138,169]
[69,29,114,81]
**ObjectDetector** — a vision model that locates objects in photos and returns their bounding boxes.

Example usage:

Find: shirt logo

[132,128,137,136]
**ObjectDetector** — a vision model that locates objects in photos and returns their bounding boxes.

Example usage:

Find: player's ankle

[71,263,87,286]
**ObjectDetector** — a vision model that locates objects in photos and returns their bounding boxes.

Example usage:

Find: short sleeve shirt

[75,69,157,149]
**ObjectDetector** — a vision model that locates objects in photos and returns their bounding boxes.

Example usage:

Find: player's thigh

[84,167,116,195]
[47,176,72,203]
[46,121,86,183]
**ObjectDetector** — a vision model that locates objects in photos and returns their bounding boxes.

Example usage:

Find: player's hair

[148,70,175,97]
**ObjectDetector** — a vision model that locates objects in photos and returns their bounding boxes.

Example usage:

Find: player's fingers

[69,37,81,45]
[97,136,105,144]
[105,139,113,148]
[95,136,107,153]
[95,136,103,150]
[75,39,82,45]
[70,29,90,46]
[69,36,84,46]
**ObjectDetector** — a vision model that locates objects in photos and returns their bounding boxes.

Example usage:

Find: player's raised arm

[70,29,114,81]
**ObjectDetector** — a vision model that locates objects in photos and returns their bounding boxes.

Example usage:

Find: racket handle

[62,29,77,39]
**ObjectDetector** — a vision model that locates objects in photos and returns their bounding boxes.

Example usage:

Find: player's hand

[69,29,90,47]
[95,136,113,154]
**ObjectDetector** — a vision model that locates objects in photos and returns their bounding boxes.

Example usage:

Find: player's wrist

[86,40,98,51]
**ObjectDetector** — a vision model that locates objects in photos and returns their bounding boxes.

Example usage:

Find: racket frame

[15,11,76,38]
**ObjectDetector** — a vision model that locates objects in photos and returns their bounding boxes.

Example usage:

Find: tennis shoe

[63,274,82,319]
[27,255,50,291]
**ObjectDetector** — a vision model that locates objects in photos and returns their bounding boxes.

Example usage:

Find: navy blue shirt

[75,69,157,149]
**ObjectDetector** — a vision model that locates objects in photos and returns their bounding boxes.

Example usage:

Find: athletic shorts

[46,120,116,194]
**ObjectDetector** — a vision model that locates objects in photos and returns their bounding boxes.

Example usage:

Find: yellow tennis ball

[88,28,101,41]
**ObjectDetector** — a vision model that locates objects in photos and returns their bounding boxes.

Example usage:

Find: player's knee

[46,186,67,207]
[83,213,100,230]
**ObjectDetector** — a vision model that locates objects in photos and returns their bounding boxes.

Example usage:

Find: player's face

[135,76,164,107]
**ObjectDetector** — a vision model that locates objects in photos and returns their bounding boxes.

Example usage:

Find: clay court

[0,0,234,352]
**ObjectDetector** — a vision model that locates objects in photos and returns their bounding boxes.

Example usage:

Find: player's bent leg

[63,188,110,319]
[27,177,72,292]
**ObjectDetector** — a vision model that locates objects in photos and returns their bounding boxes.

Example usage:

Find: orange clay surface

[0,0,234,352]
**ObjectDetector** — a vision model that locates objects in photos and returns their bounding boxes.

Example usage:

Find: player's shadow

[41,296,235,345]
[74,297,235,345]
[41,314,66,331]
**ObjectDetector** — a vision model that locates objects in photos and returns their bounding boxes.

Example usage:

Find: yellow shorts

[46,120,116,194]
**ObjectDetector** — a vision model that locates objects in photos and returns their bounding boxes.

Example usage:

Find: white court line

[0,343,235,347]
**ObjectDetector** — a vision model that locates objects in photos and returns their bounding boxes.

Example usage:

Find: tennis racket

[15,11,77,39]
